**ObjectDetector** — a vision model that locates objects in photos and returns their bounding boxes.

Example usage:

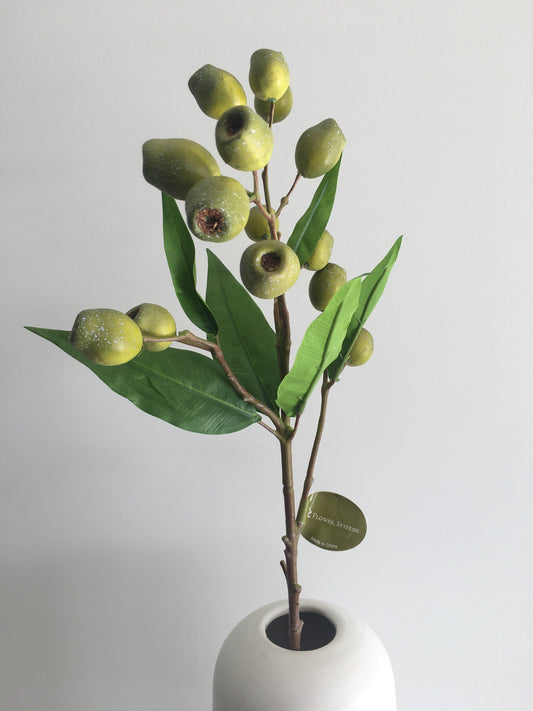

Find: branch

[273,295,291,398]
[279,434,303,649]
[262,164,273,215]
[276,172,301,217]
[296,371,335,530]
[251,171,279,240]
[258,420,282,439]
[268,99,275,127]
[143,333,284,434]
[252,170,263,204]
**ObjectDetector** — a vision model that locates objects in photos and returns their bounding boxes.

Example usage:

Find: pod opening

[196,207,225,236]
[261,251,282,272]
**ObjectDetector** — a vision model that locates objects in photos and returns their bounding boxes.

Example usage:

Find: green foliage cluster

[28,48,403,650]
[29,48,401,437]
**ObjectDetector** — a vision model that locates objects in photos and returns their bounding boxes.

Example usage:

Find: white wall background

[2,1,532,709]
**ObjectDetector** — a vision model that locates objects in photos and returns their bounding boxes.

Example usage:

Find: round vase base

[213,599,396,711]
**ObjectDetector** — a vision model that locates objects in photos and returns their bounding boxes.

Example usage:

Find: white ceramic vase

[213,599,396,711]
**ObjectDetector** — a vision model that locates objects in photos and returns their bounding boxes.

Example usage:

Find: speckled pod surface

[308,262,347,310]
[295,118,346,179]
[240,240,300,298]
[69,308,143,366]
[142,138,220,200]
[249,49,290,102]
[188,64,247,119]
[215,105,274,172]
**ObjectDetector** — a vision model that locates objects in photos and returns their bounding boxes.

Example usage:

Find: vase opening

[265,611,336,651]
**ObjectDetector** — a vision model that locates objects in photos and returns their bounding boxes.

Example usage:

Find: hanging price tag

[297,491,367,551]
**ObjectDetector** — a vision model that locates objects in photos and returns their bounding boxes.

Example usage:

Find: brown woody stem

[251,172,279,240]
[257,118,303,645]
[273,295,291,385]
[272,288,303,648]
[277,172,302,217]
[279,433,303,649]
[259,101,276,214]
[269,100,275,127]
[297,371,334,531]
[262,166,273,215]
[252,171,262,203]
[143,333,284,434]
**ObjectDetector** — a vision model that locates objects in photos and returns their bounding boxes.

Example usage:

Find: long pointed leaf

[287,156,342,265]
[27,327,260,434]
[276,277,361,417]
[162,193,218,335]
[328,236,402,380]
[206,250,279,412]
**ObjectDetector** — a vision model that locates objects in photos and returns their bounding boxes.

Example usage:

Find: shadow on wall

[0,548,217,711]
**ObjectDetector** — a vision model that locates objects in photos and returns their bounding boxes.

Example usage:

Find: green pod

[308,262,347,311]
[295,118,346,179]
[142,138,220,200]
[249,49,290,102]
[245,206,279,241]
[185,176,250,243]
[304,229,334,271]
[69,308,143,366]
[215,105,274,172]
[126,303,177,352]
[188,64,247,119]
[240,240,300,299]
[346,328,374,366]
[254,86,293,124]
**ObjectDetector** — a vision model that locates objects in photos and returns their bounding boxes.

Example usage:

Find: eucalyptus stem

[258,420,280,437]
[259,101,275,215]
[252,170,262,204]
[272,281,303,648]
[143,332,284,434]
[268,99,275,127]
[262,165,273,215]
[251,171,279,240]
[279,433,303,650]
[297,371,334,530]
[256,136,303,649]
[276,172,302,217]
[273,295,291,385]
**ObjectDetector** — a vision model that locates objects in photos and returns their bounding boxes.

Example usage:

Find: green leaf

[206,250,279,413]
[276,277,361,417]
[27,327,260,434]
[162,192,218,335]
[287,155,342,265]
[328,236,403,380]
